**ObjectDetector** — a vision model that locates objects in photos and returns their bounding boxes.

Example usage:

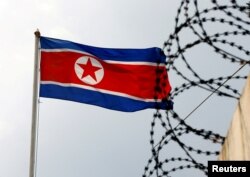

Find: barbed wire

[146,0,250,176]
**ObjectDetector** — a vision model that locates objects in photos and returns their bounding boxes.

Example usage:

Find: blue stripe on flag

[40,84,170,112]
[40,37,166,63]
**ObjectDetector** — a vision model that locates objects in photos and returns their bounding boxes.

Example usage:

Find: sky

[0,0,249,177]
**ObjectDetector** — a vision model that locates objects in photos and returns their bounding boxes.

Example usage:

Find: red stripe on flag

[40,51,171,99]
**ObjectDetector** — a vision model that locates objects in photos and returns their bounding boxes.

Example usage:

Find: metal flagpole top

[34,29,40,38]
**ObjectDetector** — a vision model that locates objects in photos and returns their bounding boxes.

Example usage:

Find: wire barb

[145,0,250,176]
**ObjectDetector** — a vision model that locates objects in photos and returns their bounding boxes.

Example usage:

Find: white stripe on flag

[40,81,163,103]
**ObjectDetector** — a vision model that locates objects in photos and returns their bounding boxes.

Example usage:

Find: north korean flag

[39,37,172,112]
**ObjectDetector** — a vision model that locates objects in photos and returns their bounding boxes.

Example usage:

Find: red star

[77,58,102,81]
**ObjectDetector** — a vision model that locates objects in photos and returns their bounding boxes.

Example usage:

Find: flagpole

[29,30,40,177]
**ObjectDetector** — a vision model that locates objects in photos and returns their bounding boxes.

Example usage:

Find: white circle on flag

[74,56,104,85]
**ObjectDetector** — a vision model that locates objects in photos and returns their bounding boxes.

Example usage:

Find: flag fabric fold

[39,36,172,112]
